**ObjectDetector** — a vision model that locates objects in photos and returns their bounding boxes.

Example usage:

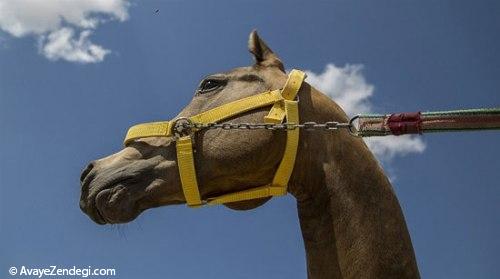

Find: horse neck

[288,84,420,279]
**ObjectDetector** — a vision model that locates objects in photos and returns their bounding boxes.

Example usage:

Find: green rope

[422,107,500,117]
[355,107,500,137]
[358,108,500,118]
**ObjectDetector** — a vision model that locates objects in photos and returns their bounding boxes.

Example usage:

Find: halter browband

[124,70,306,207]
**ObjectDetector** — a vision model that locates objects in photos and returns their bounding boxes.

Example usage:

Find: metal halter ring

[172,117,194,139]
[348,115,361,137]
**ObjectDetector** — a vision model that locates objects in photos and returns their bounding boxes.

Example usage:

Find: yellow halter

[123,70,306,207]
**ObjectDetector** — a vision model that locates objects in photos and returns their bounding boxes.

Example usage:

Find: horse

[80,30,420,278]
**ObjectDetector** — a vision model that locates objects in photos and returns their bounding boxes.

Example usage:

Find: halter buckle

[172,117,194,140]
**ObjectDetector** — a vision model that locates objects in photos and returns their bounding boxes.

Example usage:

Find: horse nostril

[80,162,95,183]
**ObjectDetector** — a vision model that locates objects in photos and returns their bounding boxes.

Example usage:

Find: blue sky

[1,1,499,278]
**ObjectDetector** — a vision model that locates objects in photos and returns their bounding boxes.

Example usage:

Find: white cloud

[305,64,426,161]
[363,135,426,161]
[40,28,109,63]
[305,64,373,116]
[0,0,130,63]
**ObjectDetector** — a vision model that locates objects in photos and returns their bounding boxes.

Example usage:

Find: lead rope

[353,108,500,137]
[178,107,500,137]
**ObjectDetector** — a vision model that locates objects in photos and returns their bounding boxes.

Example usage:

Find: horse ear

[248,30,285,72]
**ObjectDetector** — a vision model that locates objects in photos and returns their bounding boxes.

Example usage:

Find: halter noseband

[123,70,306,207]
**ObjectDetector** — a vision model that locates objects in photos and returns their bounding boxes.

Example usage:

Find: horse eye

[198,78,226,94]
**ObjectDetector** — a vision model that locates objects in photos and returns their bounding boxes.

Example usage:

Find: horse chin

[223,197,272,211]
[93,185,142,224]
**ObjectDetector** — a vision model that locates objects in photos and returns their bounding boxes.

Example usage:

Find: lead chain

[183,121,352,131]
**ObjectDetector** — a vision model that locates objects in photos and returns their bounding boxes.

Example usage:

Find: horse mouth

[82,176,139,225]
[94,187,122,224]
[94,203,107,224]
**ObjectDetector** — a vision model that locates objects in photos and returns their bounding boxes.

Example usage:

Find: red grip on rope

[387,112,422,135]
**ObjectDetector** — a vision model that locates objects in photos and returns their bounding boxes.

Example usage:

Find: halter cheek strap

[204,99,300,206]
[123,70,306,207]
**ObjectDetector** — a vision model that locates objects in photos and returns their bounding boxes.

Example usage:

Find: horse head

[79,31,305,224]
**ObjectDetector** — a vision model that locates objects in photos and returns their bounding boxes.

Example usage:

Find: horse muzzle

[79,157,160,224]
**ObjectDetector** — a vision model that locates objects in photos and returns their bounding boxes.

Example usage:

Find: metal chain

[171,117,360,139]
[178,121,352,131]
